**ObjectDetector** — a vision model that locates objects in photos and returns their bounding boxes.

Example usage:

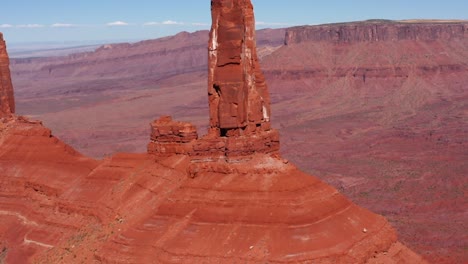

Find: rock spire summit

[208,0,272,136]
[0,33,15,117]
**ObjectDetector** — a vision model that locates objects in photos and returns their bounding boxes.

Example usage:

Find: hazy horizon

[1,0,467,44]
[6,17,468,58]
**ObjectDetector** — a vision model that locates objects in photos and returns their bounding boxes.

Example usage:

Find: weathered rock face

[0,33,15,117]
[0,119,426,263]
[208,0,272,136]
[147,116,198,156]
[285,21,468,45]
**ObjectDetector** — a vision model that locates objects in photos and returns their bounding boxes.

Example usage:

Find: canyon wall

[149,0,280,159]
[262,20,468,264]
[208,0,272,136]
[285,21,467,45]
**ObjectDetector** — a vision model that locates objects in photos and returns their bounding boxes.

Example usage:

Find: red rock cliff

[149,0,279,159]
[0,2,427,263]
[208,0,272,136]
[0,33,15,117]
[285,20,468,45]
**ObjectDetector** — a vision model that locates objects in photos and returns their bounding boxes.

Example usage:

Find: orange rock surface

[0,118,425,263]
[0,1,427,263]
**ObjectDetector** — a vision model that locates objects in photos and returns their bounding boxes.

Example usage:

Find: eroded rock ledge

[148,116,279,161]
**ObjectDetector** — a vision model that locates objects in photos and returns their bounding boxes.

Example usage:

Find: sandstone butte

[0,1,427,263]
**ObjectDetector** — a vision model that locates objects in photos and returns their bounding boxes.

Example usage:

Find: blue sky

[1,0,467,44]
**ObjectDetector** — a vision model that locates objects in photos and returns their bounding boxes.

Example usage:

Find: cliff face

[265,21,468,89]
[0,33,15,117]
[285,21,468,45]
[0,119,424,264]
[262,20,467,264]
[148,0,280,159]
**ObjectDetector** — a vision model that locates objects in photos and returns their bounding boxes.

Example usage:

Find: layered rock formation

[262,20,468,264]
[0,33,15,117]
[147,116,198,156]
[7,18,467,263]
[0,118,424,263]
[285,20,467,45]
[208,0,272,136]
[0,1,428,263]
[148,0,279,160]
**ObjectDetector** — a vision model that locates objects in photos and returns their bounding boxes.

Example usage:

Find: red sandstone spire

[208,0,272,136]
[148,0,279,158]
[0,32,15,117]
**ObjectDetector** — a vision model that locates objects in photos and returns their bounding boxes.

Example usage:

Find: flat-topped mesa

[148,0,279,159]
[285,21,468,45]
[208,0,273,137]
[0,32,15,118]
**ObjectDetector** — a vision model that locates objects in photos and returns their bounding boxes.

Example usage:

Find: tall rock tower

[149,0,279,158]
[0,33,15,117]
[208,0,272,137]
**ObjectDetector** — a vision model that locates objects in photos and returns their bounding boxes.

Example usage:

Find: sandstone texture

[208,0,272,136]
[0,33,15,117]
[262,20,468,264]
[0,1,428,262]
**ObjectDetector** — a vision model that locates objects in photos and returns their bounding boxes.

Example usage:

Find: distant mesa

[285,20,467,45]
